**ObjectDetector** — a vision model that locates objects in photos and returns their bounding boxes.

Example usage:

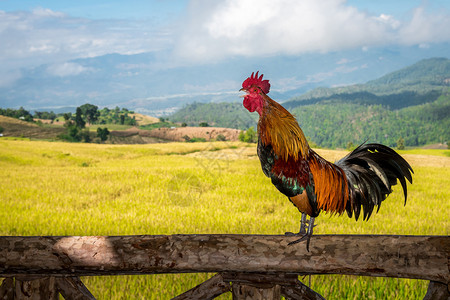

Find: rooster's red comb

[242,71,270,94]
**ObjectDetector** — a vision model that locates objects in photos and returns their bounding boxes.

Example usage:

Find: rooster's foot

[286,214,316,251]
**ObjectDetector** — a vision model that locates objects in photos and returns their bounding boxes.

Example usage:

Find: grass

[0,139,449,299]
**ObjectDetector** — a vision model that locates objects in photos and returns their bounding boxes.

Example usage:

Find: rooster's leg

[285,212,308,235]
[287,215,316,251]
[299,212,308,234]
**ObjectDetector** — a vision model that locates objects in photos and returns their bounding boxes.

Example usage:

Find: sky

[1,0,450,89]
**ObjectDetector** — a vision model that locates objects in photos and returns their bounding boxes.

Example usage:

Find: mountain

[283,58,450,109]
[1,44,449,115]
[168,58,450,148]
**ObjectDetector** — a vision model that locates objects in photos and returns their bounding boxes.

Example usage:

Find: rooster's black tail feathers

[335,143,413,221]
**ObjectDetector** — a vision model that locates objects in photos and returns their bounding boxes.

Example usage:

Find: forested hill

[283,57,450,109]
[170,102,258,129]
[169,58,450,149]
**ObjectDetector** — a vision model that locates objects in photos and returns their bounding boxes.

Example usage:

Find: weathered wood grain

[423,281,450,300]
[0,277,14,299]
[14,276,58,300]
[171,274,231,300]
[221,272,325,300]
[0,235,448,284]
[55,277,96,300]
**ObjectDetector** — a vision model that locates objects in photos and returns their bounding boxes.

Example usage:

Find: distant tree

[216,134,227,141]
[97,127,110,142]
[238,131,245,142]
[120,115,125,125]
[63,113,72,121]
[17,107,33,122]
[346,142,355,151]
[79,103,99,125]
[0,107,33,122]
[75,107,86,129]
[59,121,81,142]
[81,129,91,143]
[239,127,257,143]
[181,122,187,127]
[34,111,56,121]
[397,137,405,150]
[199,122,209,127]
[187,137,206,143]
[0,126,4,134]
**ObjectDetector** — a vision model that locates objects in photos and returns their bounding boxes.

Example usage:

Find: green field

[0,140,449,299]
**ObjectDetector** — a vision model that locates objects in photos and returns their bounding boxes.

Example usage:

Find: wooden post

[423,281,450,300]
[231,282,281,300]
[14,276,58,300]
[222,273,325,300]
[171,274,231,300]
[0,278,14,299]
[55,277,96,300]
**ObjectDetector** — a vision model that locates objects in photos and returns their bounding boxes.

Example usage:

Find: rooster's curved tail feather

[335,143,413,221]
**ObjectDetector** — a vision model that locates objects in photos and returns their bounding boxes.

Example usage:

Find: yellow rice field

[0,139,449,299]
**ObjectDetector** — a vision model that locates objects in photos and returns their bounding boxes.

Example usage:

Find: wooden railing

[0,234,449,299]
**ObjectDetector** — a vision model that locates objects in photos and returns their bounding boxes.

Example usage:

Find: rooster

[240,72,413,251]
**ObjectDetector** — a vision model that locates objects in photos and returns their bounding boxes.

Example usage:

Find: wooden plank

[0,235,448,284]
[14,276,58,300]
[423,281,450,300]
[281,282,325,300]
[0,278,14,300]
[55,277,96,300]
[172,274,231,300]
[231,282,281,300]
[221,272,325,300]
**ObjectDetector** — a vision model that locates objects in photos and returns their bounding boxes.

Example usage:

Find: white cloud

[46,62,92,77]
[0,8,172,85]
[174,0,450,62]
[32,7,66,18]
[398,6,450,45]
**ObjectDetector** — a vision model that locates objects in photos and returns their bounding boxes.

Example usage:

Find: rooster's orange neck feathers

[258,93,310,161]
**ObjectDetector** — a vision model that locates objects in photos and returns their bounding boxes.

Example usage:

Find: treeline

[58,104,109,142]
[57,105,137,126]
[284,90,442,110]
[170,102,258,130]
[0,107,34,122]
[291,95,450,148]
[97,107,137,126]
[0,104,137,126]
[168,93,450,149]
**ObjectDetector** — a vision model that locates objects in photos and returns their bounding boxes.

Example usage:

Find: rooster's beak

[239,88,248,97]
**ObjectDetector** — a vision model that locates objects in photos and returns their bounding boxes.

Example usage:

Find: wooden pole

[0,235,448,285]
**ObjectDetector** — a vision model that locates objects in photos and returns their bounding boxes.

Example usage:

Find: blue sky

[1,0,450,89]
[0,0,188,20]
[2,0,449,20]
